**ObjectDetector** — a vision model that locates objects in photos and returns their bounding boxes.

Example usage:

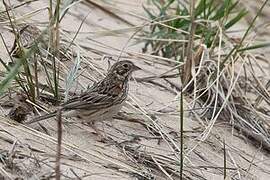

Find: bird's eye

[123,64,129,68]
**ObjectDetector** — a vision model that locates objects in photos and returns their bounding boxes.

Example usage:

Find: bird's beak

[133,65,141,71]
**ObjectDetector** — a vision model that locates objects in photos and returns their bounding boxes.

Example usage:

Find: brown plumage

[26,60,141,124]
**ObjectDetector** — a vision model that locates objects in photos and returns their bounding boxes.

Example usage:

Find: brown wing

[62,91,115,110]
[62,77,128,110]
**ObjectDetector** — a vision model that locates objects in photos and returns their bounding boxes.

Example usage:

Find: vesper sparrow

[27,60,141,124]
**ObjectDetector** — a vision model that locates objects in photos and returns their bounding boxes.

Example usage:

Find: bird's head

[109,60,141,79]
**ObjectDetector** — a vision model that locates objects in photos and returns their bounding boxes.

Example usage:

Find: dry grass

[0,0,270,180]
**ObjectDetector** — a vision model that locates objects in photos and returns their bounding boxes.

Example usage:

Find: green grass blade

[237,42,270,52]
[0,58,23,95]
[225,9,248,29]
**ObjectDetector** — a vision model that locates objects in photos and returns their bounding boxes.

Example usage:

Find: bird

[26,60,141,124]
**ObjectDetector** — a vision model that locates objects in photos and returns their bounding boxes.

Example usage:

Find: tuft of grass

[0,0,78,104]
[143,0,270,179]
[142,0,247,61]
[0,1,35,100]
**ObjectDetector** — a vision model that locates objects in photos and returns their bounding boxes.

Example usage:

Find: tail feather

[25,112,58,124]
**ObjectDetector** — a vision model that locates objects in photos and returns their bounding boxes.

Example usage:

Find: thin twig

[55,108,62,180]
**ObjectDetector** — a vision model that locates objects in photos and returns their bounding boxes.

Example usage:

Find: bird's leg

[89,120,98,133]
[82,120,103,136]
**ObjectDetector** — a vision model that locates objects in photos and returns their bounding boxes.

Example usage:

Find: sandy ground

[0,0,270,180]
